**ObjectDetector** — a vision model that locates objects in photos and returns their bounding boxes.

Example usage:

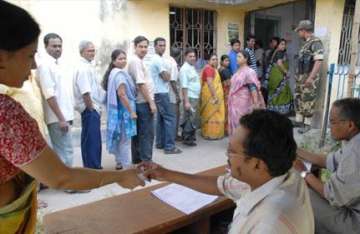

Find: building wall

[313,0,345,127]
[314,0,345,64]
[9,0,129,73]
[127,0,246,58]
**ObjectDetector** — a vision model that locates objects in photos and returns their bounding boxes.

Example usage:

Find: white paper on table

[151,183,218,215]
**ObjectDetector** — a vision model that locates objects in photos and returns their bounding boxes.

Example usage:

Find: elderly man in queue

[73,40,105,169]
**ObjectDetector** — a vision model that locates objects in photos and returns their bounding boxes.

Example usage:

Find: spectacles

[329,119,348,125]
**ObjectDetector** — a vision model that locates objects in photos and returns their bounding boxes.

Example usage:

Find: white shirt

[127,55,154,103]
[73,57,105,113]
[217,170,314,234]
[36,52,74,124]
[164,56,179,104]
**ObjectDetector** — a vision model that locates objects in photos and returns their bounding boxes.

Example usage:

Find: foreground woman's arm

[21,146,144,190]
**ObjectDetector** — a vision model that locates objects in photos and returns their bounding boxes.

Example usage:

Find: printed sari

[265,51,294,115]
[0,175,38,234]
[200,65,225,140]
[219,67,232,135]
[228,66,264,136]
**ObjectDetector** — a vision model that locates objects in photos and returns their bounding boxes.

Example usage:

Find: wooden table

[44,166,235,234]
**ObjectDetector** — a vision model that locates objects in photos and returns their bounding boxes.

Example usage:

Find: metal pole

[319,63,335,148]
[347,0,360,97]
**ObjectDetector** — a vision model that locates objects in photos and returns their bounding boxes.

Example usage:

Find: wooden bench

[44,166,235,234]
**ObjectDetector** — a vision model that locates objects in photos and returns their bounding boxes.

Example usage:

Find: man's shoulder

[128,55,142,64]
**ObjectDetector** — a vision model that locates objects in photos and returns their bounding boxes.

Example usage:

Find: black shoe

[183,141,197,146]
[156,145,164,150]
[164,148,182,154]
[298,125,311,134]
[39,183,49,191]
[292,120,304,128]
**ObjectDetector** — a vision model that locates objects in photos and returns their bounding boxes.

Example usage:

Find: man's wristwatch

[300,171,310,179]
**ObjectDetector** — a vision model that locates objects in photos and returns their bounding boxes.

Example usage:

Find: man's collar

[305,35,314,42]
[80,57,92,64]
[236,173,288,216]
[349,132,360,144]
[43,52,58,64]
[135,53,145,60]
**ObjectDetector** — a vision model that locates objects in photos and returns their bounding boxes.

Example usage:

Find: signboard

[227,23,239,42]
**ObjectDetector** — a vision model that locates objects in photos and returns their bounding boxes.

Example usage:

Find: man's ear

[348,121,359,133]
[254,158,268,172]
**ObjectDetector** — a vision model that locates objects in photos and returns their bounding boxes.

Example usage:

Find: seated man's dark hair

[333,98,360,130]
[240,110,297,177]
[0,1,40,51]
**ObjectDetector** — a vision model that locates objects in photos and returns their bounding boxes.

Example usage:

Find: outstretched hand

[138,162,168,182]
[117,168,145,189]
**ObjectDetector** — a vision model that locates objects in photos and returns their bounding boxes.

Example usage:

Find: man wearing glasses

[296,98,360,234]
[142,110,314,233]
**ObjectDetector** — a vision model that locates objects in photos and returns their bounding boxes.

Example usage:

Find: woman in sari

[0,3,143,233]
[265,39,294,115]
[218,55,232,135]
[200,54,225,140]
[228,50,265,136]
[102,49,137,170]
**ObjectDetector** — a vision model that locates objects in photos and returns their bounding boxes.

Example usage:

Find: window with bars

[169,7,217,65]
[338,0,355,65]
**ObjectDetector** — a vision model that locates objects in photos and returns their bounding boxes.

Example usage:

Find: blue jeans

[48,121,74,167]
[81,108,102,169]
[155,93,177,151]
[131,103,154,163]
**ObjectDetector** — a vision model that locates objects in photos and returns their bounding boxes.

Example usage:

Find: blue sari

[106,68,137,154]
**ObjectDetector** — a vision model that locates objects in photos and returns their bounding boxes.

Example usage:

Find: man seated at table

[142,109,314,234]
[295,98,360,234]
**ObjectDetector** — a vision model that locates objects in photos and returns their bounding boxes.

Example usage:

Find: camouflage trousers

[294,74,320,118]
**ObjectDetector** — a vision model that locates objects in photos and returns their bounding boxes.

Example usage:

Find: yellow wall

[128,0,246,57]
[314,0,345,64]
[216,9,245,56]
[127,0,170,46]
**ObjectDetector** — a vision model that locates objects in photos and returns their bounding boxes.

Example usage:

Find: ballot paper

[151,183,218,215]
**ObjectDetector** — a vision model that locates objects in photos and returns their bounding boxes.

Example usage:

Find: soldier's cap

[295,20,313,32]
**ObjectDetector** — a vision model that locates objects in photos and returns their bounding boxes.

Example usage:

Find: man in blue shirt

[149,37,182,154]
[228,39,241,74]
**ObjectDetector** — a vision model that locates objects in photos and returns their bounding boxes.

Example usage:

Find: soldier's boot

[298,117,312,134]
[298,125,311,134]
[293,113,304,128]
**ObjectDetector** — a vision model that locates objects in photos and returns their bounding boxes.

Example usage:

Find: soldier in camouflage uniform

[294,20,324,133]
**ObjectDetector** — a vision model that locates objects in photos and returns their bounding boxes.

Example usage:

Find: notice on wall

[228,23,239,43]
[315,27,328,38]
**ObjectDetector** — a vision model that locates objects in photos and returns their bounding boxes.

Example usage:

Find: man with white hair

[73,40,105,169]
